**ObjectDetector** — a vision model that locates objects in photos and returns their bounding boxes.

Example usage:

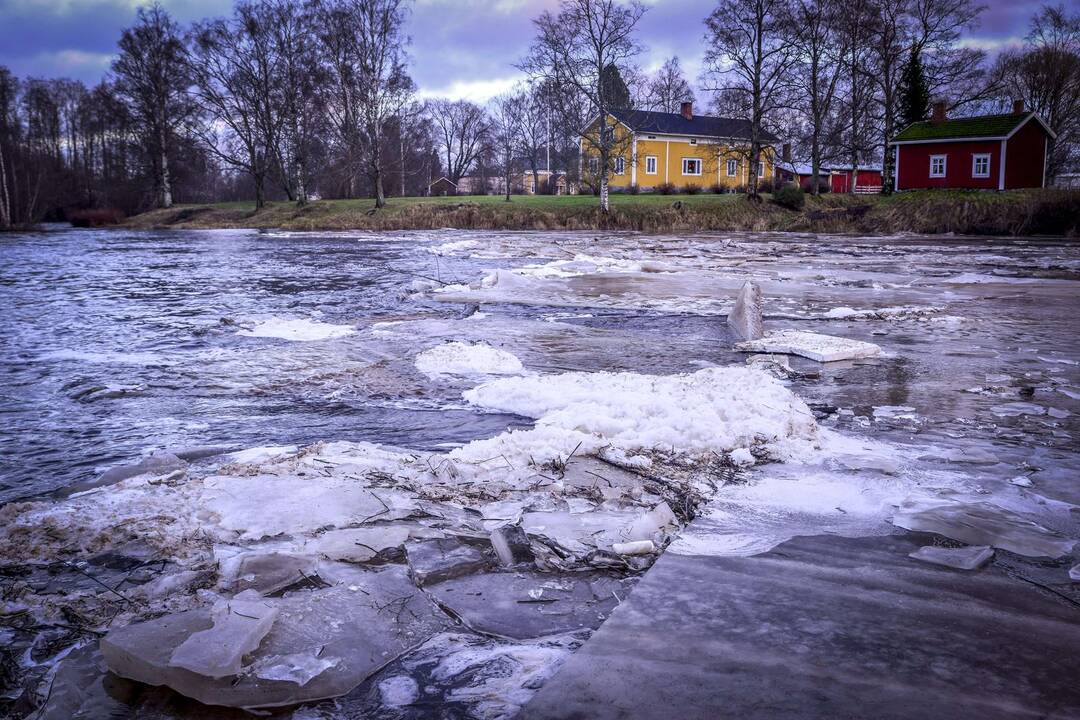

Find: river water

[2,227,1079,510]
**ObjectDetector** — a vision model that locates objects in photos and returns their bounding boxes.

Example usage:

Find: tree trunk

[373,139,386,209]
[599,173,609,213]
[504,168,511,201]
[748,142,760,200]
[295,154,308,206]
[159,121,172,208]
[400,135,406,198]
[254,172,266,210]
[0,141,10,229]
[811,137,821,197]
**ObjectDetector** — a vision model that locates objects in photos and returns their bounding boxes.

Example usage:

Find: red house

[892,101,1056,191]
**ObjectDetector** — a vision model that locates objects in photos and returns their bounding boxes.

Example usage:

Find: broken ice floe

[908,545,994,570]
[892,499,1075,558]
[727,280,764,342]
[414,341,524,378]
[237,317,356,341]
[100,565,446,709]
[735,330,882,362]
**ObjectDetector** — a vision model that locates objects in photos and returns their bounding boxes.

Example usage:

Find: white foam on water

[237,317,355,341]
[414,341,524,378]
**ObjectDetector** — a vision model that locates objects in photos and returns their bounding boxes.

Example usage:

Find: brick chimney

[782,143,792,163]
[1012,99,1025,115]
[931,101,946,125]
[680,101,693,120]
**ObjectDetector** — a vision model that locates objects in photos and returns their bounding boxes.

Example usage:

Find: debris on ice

[735,330,882,362]
[613,540,656,556]
[908,545,994,570]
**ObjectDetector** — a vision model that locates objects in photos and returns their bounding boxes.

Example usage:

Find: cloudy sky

[0,0,1045,102]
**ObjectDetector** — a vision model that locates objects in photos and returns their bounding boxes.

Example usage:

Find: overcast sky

[0,0,1046,103]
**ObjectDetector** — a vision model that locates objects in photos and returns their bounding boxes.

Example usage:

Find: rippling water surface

[2,226,1079,509]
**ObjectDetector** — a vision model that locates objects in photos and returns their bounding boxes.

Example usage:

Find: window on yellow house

[726,159,737,177]
[614,157,625,174]
[758,161,764,178]
[645,156,657,174]
[682,158,702,176]
[588,157,599,174]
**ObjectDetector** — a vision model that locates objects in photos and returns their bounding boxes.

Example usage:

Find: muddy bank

[120,190,1080,237]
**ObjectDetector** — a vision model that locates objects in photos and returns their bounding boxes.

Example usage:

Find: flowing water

[1,227,1078,510]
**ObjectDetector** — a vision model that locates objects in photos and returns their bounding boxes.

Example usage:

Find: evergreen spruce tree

[898,47,930,128]
[600,63,632,110]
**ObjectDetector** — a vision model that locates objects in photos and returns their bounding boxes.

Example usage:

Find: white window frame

[929,154,947,178]
[614,156,625,175]
[758,161,765,178]
[689,139,698,145]
[682,158,702,176]
[971,153,991,179]
[726,159,738,177]
[645,156,658,175]
[588,157,599,175]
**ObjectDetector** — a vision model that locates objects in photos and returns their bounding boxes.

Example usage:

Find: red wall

[1004,120,1047,189]
[830,170,883,193]
[897,140,1001,190]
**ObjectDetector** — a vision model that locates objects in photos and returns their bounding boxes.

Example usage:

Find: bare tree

[783,0,845,195]
[113,3,191,208]
[645,56,695,113]
[351,0,413,209]
[267,0,322,205]
[836,0,877,193]
[992,4,1080,181]
[704,0,794,200]
[518,86,550,193]
[428,99,488,183]
[520,0,646,213]
[187,5,277,209]
[490,93,525,202]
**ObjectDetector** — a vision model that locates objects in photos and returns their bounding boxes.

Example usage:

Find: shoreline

[114,189,1080,237]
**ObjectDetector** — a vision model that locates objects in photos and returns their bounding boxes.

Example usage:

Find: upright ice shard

[727,280,764,341]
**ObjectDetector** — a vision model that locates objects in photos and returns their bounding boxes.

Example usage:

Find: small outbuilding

[427,177,457,196]
[891,101,1056,191]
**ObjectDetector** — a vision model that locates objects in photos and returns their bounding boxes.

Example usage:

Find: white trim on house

[890,114,1058,146]
[664,141,670,182]
[726,158,738,177]
[631,137,638,185]
[1006,113,1057,140]
[1042,136,1048,188]
[894,146,900,191]
[682,157,703,176]
[645,155,658,175]
[999,140,1007,190]
[929,154,947,178]
[971,153,991,178]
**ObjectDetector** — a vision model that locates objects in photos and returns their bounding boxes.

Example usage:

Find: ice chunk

[463,366,819,459]
[736,330,881,362]
[414,341,524,378]
[100,565,446,708]
[220,551,320,596]
[252,652,340,686]
[96,452,187,485]
[523,510,639,554]
[226,445,298,465]
[1070,564,1080,582]
[625,502,678,543]
[237,317,355,341]
[727,280,764,341]
[306,526,411,563]
[169,594,278,678]
[909,545,994,570]
[892,500,1075,558]
[613,540,656,556]
[379,675,420,707]
[729,447,755,466]
[406,538,490,587]
[426,571,632,639]
[490,524,535,567]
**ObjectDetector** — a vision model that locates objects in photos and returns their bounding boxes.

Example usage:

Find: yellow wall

[581,115,775,191]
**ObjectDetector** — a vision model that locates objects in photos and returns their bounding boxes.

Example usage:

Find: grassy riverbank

[123,188,1080,236]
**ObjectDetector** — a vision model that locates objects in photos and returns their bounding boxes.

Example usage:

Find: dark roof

[893,112,1039,142]
[610,108,780,143]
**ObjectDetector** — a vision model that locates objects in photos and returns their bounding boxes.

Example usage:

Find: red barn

[823,165,883,194]
[891,102,1056,191]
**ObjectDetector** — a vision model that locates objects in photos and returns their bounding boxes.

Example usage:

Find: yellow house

[580,102,779,192]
